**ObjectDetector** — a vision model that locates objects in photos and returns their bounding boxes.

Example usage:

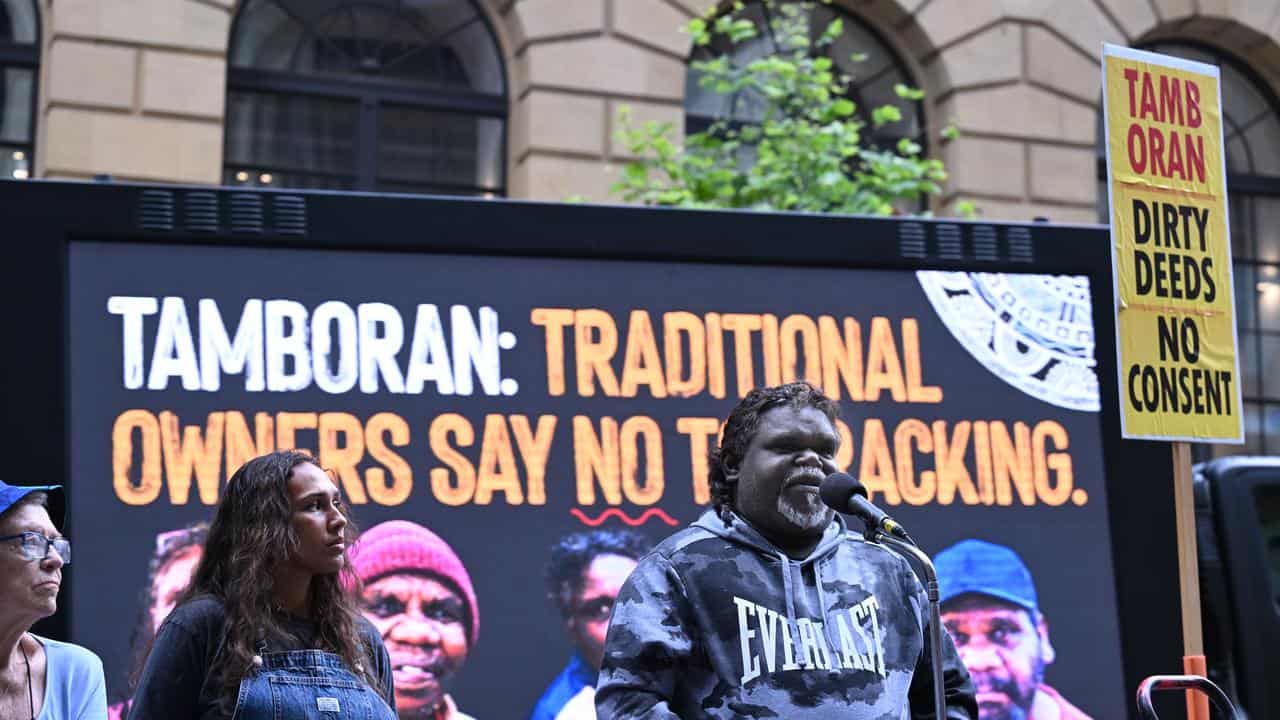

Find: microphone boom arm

[872,530,947,720]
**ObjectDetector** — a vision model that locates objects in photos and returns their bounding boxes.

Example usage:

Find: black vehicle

[1196,456,1280,719]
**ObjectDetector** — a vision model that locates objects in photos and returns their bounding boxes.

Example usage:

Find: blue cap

[936,539,1037,614]
[0,481,65,530]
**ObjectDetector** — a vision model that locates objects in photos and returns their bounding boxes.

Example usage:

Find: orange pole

[1182,655,1210,720]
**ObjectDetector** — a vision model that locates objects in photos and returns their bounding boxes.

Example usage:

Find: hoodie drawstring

[781,553,843,669]
[813,558,843,660]
[777,553,805,668]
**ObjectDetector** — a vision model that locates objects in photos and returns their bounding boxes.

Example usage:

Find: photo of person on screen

[936,539,1092,720]
[530,529,651,720]
[109,522,208,720]
[350,520,479,720]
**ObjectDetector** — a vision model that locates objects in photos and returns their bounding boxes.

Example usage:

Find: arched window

[685,1,923,156]
[225,0,507,196]
[1098,42,1280,456]
[0,0,38,180]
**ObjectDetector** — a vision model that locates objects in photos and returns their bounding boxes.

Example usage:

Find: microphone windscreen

[819,472,866,510]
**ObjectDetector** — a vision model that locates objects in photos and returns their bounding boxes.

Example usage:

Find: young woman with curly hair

[129,450,395,720]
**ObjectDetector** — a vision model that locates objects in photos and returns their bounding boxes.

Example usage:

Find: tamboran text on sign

[1102,44,1243,443]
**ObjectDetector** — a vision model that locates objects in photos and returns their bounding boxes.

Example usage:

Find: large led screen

[68,241,1121,719]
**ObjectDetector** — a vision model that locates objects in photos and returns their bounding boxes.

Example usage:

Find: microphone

[819,472,912,541]
[821,473,943,719]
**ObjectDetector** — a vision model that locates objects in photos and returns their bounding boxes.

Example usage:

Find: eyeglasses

[0,532,71,565]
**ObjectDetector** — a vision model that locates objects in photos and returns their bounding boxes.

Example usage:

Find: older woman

[0,479,106,720]
[350,520,479,720]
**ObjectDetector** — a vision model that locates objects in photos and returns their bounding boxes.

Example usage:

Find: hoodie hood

[692,508,847,563]
[694,509,849,666]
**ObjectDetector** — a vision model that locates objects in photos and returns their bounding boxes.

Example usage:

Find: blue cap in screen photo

[936,538,1038,614]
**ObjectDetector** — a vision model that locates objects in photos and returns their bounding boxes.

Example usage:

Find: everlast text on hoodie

[595,510,977,719]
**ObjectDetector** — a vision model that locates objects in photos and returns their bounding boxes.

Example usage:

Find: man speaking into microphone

[596,382,976,719]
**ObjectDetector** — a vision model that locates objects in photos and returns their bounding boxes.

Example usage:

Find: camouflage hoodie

[596,509,976,719]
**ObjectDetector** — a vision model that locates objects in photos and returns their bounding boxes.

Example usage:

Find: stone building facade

[15,1,1278,210]
[4,0,1280,453]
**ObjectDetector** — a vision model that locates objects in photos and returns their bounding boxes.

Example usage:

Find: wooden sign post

[1101,45,1243,720]
[1172,441,1207,719]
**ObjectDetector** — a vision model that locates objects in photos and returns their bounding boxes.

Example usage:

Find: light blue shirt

[32,634,107,720]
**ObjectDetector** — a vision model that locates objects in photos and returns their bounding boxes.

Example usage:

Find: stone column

[504,0,700,202]
[36,0,232,183]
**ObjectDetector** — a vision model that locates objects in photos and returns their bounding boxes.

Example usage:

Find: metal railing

[1136,675,1241,720]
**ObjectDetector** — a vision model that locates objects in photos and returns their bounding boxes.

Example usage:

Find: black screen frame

[0,178,1182,718]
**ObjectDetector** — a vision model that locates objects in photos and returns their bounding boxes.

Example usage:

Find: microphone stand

[868,529,947,720]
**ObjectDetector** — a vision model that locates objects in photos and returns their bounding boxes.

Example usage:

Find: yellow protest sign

[1102,44,1242,442]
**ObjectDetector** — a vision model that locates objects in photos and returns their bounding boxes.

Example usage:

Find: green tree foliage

[612,0,973,217]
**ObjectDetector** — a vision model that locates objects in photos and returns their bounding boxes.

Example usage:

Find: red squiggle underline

[570,507,679,527]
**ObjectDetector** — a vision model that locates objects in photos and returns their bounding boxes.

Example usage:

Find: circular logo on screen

[917,271,1099,412]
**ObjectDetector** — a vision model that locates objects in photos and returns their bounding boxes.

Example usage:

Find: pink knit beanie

[350,520,479,647]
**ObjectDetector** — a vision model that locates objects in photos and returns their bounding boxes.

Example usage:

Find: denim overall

[230,647,396,720]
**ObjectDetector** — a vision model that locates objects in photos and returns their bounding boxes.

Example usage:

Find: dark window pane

[374,0,486,89]
[1231,193,1253,261]
[684,1,921,150]
[1253,485,1280,611]
[228,0,303,71]
[1246,401,1264,453]
[229,0,500,93]
[1225,132,1251,174]
[1258,267,1280,332]
[1240,114,1280,178]
[377,105,502,191]
[1147,43,1214,65]
[404,0,480,39]
[1252,197,1280,264]
[0,67,34,145]
[857,71,921,144]
[226,0,507,195]
[1264,403,1280,453]
[685,69,768,123]
[827,7,896,80]
[1221,61,1269,133]
[308,5,480,87]
[0,0,38,44]
[1256,332,1280,400]
[225,167,355,191]
[1,144,30,179]
[1235,262,1257,330]
[225,91,359,176]
[430,18,505,94]
[1240,330,1259,399]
